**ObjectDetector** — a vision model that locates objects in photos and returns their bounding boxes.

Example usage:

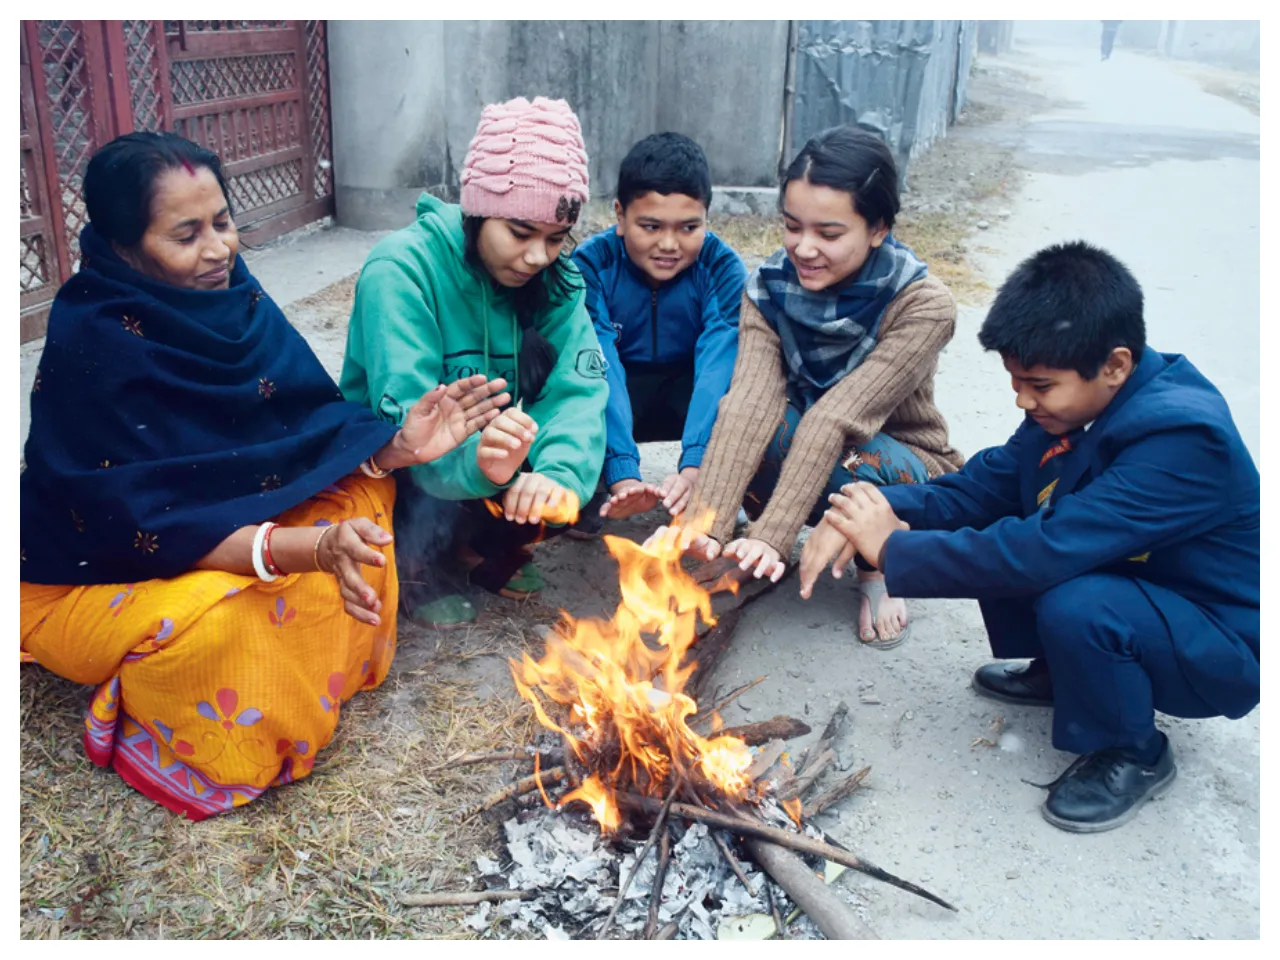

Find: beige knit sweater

[689,274,965,553]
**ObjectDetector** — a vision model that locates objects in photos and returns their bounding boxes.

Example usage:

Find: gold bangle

[313,524,336,572]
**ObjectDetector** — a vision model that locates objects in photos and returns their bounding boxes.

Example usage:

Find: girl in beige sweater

[648,126,963,647]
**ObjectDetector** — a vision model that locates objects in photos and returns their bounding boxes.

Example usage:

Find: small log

[745,839,877,940]
[684,607,743,701]
[398,889,531,908]
[746,739,788,781]
[798,701,849,779]
[460,767,566,820]
[654,921,679,939]
[618,792,956,912]
[643,826,672,939]
[808,765,871,816]
[717,716,811,747]
[778,748,835,802]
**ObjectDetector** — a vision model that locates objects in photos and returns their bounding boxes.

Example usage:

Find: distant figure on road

[799,242,1260,834]
[1100,20,1122,60]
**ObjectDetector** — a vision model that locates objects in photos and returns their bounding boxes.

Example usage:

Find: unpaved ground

[19,41,1259,941]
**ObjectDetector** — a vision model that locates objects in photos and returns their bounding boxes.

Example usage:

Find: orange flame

[511,511,753,832]
[781,797,803,827]
[481,489,581,527]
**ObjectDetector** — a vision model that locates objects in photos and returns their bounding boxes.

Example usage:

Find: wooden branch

[398,889,531,908]
[427,747,561,773]
[765,880,788,940]
[596,780,681,940]
[808,765,872,816]
[746,739,788,782]
[712,830,757,895]
[745,839,878,940]
[692,675,765,725]
[685,607,742,701]
[716,716,811,747]
[460,767,565,820]
[643,826,672,940]
[798,701,849,779]
[778,748,835,802]
[618,792,957,912]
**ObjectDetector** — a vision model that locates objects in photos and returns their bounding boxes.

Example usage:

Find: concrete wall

[654,20,791,187]
[330,20,972,230]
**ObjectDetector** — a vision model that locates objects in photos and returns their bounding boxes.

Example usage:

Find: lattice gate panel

[18,20,336,342]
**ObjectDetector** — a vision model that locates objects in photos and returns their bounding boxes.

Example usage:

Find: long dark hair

[780,126,900,232]
[461,216,582,401]
[84,131,233,249]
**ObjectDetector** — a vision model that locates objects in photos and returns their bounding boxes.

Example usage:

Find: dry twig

[596,780,682,939]
[460,766,566,820]
[398,889,531,908]
[643,826,672,939]
[712,831,757,895]
[807,765,872,816]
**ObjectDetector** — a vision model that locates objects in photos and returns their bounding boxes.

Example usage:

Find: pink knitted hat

[459,96,590,226]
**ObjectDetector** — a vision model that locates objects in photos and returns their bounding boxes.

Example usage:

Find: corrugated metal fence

[789,20,977,174]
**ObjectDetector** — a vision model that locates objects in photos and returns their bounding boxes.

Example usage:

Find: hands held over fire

[601,466,700,520]
[798,482,909,599]
[477,404,538,485]
[381,374,511,471]
[641,524,786,584]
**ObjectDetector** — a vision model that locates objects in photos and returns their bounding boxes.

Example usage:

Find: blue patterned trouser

[743,403,929,529]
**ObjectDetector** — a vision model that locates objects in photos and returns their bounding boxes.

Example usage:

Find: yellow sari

[20,474,398,820]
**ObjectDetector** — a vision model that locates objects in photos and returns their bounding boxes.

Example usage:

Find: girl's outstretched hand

[642,524,722,562]
[477,407,538,485]
[395,375,511,466]
[723,537,787,583]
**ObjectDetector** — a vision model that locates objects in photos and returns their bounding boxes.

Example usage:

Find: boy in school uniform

[799,241,1260,833]
[569,132,746,536]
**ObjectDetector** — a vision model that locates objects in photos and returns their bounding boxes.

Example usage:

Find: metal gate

[18,20,334,342]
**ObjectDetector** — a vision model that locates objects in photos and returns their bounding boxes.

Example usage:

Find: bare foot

[857,573,909,645]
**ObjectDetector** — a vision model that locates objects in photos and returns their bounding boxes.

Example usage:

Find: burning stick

[618,792,957,912]
[460,766,566,820]
[595,780,682,940]
[642,826,672,939]
[807,765,872,817]
[778,747,835,802]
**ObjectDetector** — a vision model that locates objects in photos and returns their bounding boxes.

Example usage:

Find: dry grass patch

[19,606,560,940]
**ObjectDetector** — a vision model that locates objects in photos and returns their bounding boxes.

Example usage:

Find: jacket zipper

[650,289,659,360]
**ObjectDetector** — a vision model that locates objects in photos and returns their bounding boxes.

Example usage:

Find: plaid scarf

[747,237,927,410]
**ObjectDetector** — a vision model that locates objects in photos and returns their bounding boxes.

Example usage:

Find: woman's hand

[477,408,539,486]
[723,537,787,582]
[381,375,511,469]
[642,524,722,562]
[601,478,664,519]
[502,472,578,525]
[658,466,699,516]
[315,518,394,627]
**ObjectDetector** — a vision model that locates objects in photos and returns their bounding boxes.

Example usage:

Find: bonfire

[409,512,954,939]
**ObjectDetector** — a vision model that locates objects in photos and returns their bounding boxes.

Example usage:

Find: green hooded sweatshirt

[340,194,608,505]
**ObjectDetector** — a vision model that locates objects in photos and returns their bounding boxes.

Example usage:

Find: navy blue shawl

[20,224,398,586]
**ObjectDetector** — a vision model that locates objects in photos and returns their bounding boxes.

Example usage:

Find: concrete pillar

[327,21,448,231]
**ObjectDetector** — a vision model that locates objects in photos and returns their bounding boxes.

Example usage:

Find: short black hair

[84,131,233,249]
[978,241,1146,379]
[616,132,712,211]
[780,125,899,231]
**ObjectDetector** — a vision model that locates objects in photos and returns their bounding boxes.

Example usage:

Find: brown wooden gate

[18,20,334,343]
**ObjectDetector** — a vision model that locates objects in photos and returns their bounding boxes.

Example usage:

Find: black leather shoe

[972,658,1054,707]
[1039,739,1177,833]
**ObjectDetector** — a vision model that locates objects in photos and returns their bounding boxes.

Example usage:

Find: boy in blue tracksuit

[800,242,1259,833]
[569,133,746,535]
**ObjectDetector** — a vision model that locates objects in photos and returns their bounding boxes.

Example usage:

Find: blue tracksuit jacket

[572,228,746,487]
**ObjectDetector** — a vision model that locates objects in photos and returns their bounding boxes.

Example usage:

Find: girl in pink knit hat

[341,96,608,628]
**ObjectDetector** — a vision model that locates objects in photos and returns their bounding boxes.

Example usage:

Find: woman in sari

[20,132,509,820]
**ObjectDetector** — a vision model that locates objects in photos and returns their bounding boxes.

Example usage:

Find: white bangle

[251,522,278,582]
[360,454,390,479]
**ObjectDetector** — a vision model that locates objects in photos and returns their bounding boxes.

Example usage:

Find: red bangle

[262,522,281,576]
